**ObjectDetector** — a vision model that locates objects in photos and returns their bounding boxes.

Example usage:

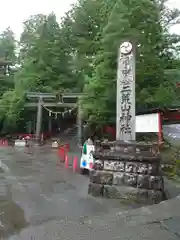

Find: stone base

[91,140,165,205]
[90,170,113,185]
[88,183,165,204]
[88,183,103,197]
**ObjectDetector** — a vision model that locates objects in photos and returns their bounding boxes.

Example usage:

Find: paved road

[0,146,140,239]
[0,146,180,239]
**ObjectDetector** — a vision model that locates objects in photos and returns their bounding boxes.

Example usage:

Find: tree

[81,0,180,125]
[0,27,16,63]
[158,0,180,105]
[16,13,76,93]
[0,90,25,133]
[60,0,117,90]
[1,0,180,134]
[0,28,17,96]
[19,14,47,61]
[0,28,24,133]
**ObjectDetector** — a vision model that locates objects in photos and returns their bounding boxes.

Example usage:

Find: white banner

[136,113,159,133]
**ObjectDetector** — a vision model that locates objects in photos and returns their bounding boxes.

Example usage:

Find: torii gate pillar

[77,98,83,145]
[35,97,43,141]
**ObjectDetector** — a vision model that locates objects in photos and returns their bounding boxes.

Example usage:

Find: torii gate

[25,92,83,144]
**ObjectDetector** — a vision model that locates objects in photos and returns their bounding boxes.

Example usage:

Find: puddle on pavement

[0,179,28,238]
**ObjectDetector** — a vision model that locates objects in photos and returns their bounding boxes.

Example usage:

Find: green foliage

[0,28,23,132]
[0,27,16,62]
[0,0,180,132]
[164,146,180,178]
[16,13,77,93]
[81,0,180,124]
[0,90,25,133]
[0,28,16,95]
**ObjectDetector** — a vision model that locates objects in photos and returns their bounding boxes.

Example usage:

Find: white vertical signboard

[116,41,136,141]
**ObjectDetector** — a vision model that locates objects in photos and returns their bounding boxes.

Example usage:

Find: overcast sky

[0,0,180,39]
[0,0,76,39]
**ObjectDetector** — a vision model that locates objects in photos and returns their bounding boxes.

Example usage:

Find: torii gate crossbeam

[26,92,83,144]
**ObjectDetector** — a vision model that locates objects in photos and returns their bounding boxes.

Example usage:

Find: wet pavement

[0,145,140,239]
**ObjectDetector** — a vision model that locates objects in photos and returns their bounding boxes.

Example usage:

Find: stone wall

[88,141,165,204]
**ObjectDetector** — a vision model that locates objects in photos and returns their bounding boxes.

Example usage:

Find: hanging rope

[40,98,77,118]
